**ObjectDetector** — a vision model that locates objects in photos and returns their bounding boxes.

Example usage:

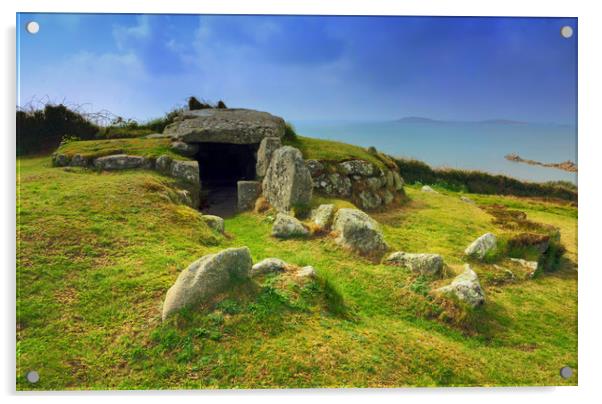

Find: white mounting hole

[560,26,573,39]
[26,370,40,383]
[26,21,40,34]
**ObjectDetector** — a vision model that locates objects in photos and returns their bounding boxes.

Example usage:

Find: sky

[17,14,577,124]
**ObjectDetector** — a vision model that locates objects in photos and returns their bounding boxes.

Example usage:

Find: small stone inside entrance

[195,142,258,217]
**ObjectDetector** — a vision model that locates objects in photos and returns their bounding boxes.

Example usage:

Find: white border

[3,1,600,403]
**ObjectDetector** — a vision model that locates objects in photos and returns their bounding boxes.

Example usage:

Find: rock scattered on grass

[310,204,336,229]
[162,247,252,320]
[460,196,475,204]
[250,258,288,277]
[464,232,497,259]
[201,215,225,233]
[271,213,309,238]
[421,185,437,193]
[435,264,485,308]
[384,252,444,276]
[295,266,317,279]
[332,208,388,260]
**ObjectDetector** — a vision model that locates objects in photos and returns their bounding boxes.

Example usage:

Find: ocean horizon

[292,119,578,185]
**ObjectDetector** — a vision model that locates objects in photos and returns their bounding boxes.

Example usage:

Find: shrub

[283,122,298,141]
[216,100,227,109]
[17,104,99,155]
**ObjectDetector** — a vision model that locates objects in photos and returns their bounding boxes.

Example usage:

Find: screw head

[560,366,573,379]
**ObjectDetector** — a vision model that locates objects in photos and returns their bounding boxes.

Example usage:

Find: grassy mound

[55,137,189,161]
[16,155,577,389]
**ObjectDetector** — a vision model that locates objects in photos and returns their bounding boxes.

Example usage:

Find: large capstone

[162,247,252,320]
[435,264,485,307]
[237,180,262,211]
[163,108,286,144]
[255,137,282,178]
[262,146,313,212]
[384,252,444,276]
[332,208,388,259]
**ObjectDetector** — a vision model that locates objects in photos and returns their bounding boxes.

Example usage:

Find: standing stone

[332,208,388,259]
[358,190,382,210]
[384,252,444,276]
[155,155,173,174]
[310,204,336,229]
[255,137,282,178]
[435,264,485,307]
[170,160,200,185]
[262,146,313,212]
[162,247,252,320]
[237,181,262,211]
[465,233,497,259]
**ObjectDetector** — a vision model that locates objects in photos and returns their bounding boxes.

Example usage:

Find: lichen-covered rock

[465,233,497,259]
[201,215,225,233]
[255,137,282,178]
[384,252,444,276]
[314,173,352,197]
[93,154,152,170]
[164,108,285,144]
[392,172,404,190]
[365,177,383,191]
[155,155,173,174]
[305,159,325,177]
[250,258,287,277]
[171,141,199,157]
[262,146,313,212]
[162,247,252,320]
[310,204,336,229]
[435,264,485,307]
[358,190,382,210]
[271,213,309,238]
[70,154,89,167]
[382,189,394,205]
[170,160,200,185]
[237,180,262,211]
[338,160,375,177]
[421,185,437,193]
[296,266,317,279]
[332,208,388,259]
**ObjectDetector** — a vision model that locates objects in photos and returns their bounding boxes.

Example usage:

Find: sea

[292,120,578,185]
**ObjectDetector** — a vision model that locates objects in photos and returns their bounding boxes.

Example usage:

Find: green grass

[55,137,189,161]
[16,156,577,389]
[284,135,396,171]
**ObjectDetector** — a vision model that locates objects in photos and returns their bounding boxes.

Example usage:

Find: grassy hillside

[55,137,189,161]
[16,154,577,389]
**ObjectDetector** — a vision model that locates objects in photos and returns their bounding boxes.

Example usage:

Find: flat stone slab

[164,108,286,144]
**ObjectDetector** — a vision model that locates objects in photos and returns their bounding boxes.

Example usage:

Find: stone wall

[51,152,201,209]
[305,159,405,210]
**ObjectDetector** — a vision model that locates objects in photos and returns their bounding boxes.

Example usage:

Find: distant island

[505,153,578,173]
[396,116,527,125]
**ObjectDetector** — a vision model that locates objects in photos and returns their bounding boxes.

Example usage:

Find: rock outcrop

[255,137,282,178]
[465,233,497,259]
[332,208,388,259]
[164,108,286,144]
[162,247,252,320]
[384,252,444,276]
[435,264,485,307]
[262,146,313,212]
[271,213,309,238]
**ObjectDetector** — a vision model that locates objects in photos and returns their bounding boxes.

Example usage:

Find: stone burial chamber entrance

[163,108,287,217]
[195,142,258,217]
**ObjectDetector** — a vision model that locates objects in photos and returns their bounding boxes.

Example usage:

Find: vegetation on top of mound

[394,157,577,202]
[284,136,397,171]
[55,137,191,161]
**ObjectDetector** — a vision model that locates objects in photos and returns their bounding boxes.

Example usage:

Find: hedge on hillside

[394,157,577,202]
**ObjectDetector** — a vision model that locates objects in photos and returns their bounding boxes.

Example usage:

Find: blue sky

[17,14,577,124]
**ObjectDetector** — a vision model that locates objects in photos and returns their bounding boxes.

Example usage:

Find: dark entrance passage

[196,142,258,217]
